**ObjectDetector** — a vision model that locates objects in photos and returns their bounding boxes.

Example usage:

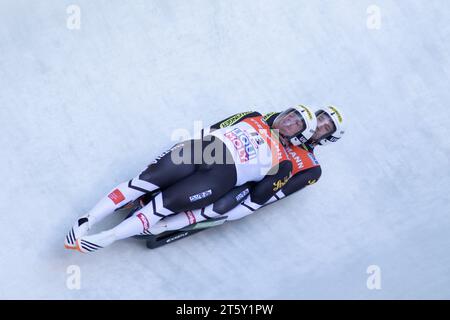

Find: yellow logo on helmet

[300,105,313,120]
[329,106,342,123]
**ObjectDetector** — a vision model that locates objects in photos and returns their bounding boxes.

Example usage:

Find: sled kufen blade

[145,216,228,249]
[145,229,204,249]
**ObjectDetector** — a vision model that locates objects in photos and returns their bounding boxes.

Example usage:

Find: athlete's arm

[201,159,292,218]
[249,160,293,205]
[224,160,293,221]
[202,111,262,136]
[157,160,293,225]
[280,166,322,196]
[225,165,321,221]
[262,112,281,126]
[148,165,321,232]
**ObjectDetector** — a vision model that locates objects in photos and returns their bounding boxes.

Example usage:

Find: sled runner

[141,216,228,249]
[120,193,228,249]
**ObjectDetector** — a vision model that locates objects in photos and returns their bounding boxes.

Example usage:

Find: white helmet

[272,105,317,146]
[314,105,345,146]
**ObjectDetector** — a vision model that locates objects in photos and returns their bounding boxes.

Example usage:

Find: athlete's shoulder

[217,111,262,128]
[301,146,322,181]
[293,163,322,183]
[306,150,321,174]
[262,112,281,126]
[308,164,322,180]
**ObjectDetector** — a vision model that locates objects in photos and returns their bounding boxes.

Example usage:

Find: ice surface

[0,0,449,299]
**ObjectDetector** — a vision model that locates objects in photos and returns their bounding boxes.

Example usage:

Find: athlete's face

[311,112,336,143]
[275,111,306,137]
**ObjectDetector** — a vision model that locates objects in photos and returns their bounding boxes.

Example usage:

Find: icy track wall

[0,0,449,299]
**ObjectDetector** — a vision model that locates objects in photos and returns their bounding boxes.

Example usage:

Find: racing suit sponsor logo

[189,189,213,202]
[273,174,291,191]
[224,128,257,163]
[185,210,196,225]
[307,152,319,165]
[249,131,265,147]
[285,146,304,169]
[248,117,265,131]
[258,128,284,162]
[108,189,125,205]
[166,232,189,243]
[220,112,252,128]
[235,188,250,202]
[137,213,150,231]
[327,136,340,142]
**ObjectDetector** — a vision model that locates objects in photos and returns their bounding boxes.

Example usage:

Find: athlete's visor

[272,108,306,138]
[311,111,337,142]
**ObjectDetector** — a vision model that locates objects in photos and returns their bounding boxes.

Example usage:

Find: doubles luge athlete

[65,105,345,253]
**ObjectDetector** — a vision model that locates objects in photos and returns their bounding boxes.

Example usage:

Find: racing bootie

[64,216,92,250]
[75,230,116,253]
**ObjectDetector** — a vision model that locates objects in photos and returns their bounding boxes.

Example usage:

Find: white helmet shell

[316,105,345,146]
[273,105,318,146]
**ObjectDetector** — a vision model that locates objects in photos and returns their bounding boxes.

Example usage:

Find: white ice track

[0,0,449,299]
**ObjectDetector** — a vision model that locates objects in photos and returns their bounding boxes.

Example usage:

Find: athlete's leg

[75,190,259,253]
[64,179,152,249]
[137,139,203,190]
[72,175,249,252]
[122,136,236,227]
[88,140,202,223]
[79,164,237,246]
[74,214,145,253]
[65,140,200,249]
[80,190,258,253]
[69,136,239,253]
[149,183,253,235]
[154,164,236,212]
